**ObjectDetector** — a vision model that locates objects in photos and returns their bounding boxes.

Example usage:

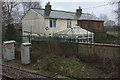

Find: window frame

[50,19,56,28]
[67,20,71,28]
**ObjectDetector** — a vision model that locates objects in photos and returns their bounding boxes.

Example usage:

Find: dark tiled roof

[32,9,102,21]
[32,9,76,20]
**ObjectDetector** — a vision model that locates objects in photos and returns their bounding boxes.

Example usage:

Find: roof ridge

[31,8,75,14]
[51,9,75,13]
[31,8,44,10]
[31,8,102,21]
[32,8,92,15]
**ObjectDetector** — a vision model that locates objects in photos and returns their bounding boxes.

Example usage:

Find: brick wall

[77,20,103,31]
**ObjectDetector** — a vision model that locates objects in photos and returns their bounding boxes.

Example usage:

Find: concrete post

[88,34,89,43]
[21,43,31,64]
[92,33,94,43]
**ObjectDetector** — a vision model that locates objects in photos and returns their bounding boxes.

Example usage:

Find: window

[67,20,71,28]
[90,21,94,29]
[50,19,56,28]
[98,23,100,28]
[90,21,93,28]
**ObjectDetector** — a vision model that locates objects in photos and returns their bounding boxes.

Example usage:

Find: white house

[22,2,96,42]
[22,2,79,37]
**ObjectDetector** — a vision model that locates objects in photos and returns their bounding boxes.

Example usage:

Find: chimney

[75,6,82,18]
[45,2,51,16]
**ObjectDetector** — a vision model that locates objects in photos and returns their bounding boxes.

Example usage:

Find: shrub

[6,24,16,40]
[3,24,22,44]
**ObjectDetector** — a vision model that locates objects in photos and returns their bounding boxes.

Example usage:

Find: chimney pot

[79,6,81,9]
[76,6,82,18]
[45,2,52,16]
[48,2,50,5]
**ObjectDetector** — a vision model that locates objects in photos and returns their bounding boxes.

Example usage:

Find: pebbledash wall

[22,9,77,37]
[44,19,77,36]
[77,42,119,60]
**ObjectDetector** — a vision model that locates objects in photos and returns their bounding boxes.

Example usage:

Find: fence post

[76,36,79,54]
[48,35,51,53]
[92,33,94,43]
[28,34,30,43]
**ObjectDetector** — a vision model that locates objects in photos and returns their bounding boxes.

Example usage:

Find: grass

[12,37,118,78]
[32,54,102,78]
[30,39,118,78]
[107,31,118,37]
[95,32,118,44]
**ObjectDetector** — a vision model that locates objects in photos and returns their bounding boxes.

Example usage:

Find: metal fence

[2,35,120,78]
[77,42,119,59]
[22,35,94,44]
[22,35,120,60]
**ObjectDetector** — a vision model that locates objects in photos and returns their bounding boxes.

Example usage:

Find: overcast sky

[40,0,118,22]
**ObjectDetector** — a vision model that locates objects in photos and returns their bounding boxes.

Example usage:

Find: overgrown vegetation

[29,37,118,78]
[33,54,101,78]
[94,32,118,44]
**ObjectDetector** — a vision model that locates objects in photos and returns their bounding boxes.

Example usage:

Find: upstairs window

[50,19,56,28]
[67,20,71,28]
[97,23,100,28]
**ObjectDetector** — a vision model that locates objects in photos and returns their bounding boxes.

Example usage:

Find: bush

[6,24,16,40]
[3,24,22,44]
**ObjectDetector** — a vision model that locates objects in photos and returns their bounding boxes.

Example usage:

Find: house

[77,20,104,32]
[22,2,103,38]
[76,8,104,32]
[22,2,77,37]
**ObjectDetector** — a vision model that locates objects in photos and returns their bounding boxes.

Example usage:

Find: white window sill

[49,27,56,29]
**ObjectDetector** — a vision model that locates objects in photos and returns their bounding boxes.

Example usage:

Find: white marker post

[21,43,31,64]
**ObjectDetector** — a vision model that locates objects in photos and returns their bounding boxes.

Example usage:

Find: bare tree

[12,4,23,24]
[110,1,120,25]
[22,2,42,15]
[2,2,42,26]
[104,20,116,27]
[2,2,20,26]
[99,14,108,22]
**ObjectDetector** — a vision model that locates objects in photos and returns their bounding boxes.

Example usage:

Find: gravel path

[1,65,49,79]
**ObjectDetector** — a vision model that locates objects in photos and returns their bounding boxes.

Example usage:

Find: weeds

[29,37,118,78]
